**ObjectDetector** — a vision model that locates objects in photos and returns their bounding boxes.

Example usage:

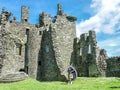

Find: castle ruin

[0,4,119,82]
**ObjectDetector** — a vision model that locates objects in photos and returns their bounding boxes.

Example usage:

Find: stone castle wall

[51,15,76,79]
[73,31,108,77]
[37,5,77,80]
[0,4,119,82]
[0,4,77,81]
[0,27,24,76]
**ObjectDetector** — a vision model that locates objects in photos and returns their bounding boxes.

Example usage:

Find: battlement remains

[21,6,29,23]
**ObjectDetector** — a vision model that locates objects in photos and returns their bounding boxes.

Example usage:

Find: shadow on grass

[110,86,120,89]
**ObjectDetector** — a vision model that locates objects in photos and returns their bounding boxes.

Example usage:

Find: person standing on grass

[67,65,77,85]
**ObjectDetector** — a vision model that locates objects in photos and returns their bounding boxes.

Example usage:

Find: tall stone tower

[57,3,64,15]
[36,3,77,81]
[21,6,29,23]
[51,4,77,79]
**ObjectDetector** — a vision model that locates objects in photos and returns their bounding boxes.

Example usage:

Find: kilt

[69,73,73,79]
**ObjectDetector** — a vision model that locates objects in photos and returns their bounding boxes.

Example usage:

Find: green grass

[0,77,120,90]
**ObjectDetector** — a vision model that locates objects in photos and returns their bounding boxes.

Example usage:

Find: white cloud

[108,48,120,56]
[98,37,120,47]
[112,48,120,54]
[76,0,120,37]
[97,36,120,56]
[109,43,117,47]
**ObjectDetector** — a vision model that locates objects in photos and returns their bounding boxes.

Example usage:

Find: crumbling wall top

[80,33,88,41]
[89,30,96,36]
[57,3,64,15]
[21,6,29,23]
[39,12,50,18]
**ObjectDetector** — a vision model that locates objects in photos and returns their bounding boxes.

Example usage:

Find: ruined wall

[38,28,61,81]
[1,4,77,81]
[8,6,42,79]
[0,27,24,76]
[51,14,76,79]
[27,28,41,79]
[8,23,41,79]
[0,5,66,81]
[0,9,25,75]
[106,57,120,77]
[74,31,108,77]
[1,3,119,82]
[37,4,77,80]
[96,49,108,77]
[0,6,42,80]
[0,27,5,75]
[36,12,60,81]
[88,31,100,77]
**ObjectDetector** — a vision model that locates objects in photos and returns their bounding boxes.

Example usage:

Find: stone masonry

[0,4,119,82]
[73,31,120,77]
[72,31,108,77]
[0,4,76,81]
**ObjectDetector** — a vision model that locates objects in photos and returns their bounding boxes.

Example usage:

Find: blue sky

[0,0,92,23]
[0,0,120,57]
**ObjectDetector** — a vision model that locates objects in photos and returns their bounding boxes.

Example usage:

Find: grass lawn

[0,77,120,90]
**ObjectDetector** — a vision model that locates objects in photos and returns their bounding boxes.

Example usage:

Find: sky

[0,0,120,57]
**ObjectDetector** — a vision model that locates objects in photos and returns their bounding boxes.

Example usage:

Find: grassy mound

[0,77,120,90]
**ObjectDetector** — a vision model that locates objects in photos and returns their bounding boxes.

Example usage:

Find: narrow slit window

[39,61,41,65]
[80,48,82,56]
[45,45,49,52]
[39,31,42,35]
[16,43,22,55]
[26,28,29,35]
[88,44,91,54]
